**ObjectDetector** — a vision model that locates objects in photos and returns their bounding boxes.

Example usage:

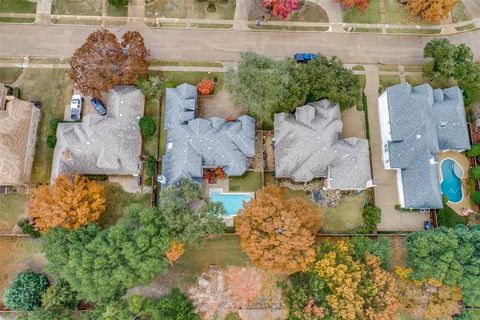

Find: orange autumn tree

[166,241,185,265]
[406,0,457,22]
[28,174,106,232]
[197,78,215,96]
[236,186,319,274]
[313,241,399,320]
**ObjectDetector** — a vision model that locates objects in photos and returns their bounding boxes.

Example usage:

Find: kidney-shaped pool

[440,159,463,203]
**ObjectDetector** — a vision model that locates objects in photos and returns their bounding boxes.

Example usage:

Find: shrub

[136,75,163,100]
[139,116,156,138]
[41,279,78,311]
[197,78,215,95]
[48,118,61,132]
[46,134,57,148]
[3,270,49,311]
[146,156,156,177]
[471,191,480,205]
[207,2,216,12]
[108,0,129,8]
[470,166,480,180]
[363,205,381,232]
[17,219,41,238]
[466,144,480,158]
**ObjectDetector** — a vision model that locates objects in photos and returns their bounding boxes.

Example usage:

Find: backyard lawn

[0,0,36,13]
[0,193,27,233]
[321,191,369,233]
[0,237,44,306]
[229,172,262,192]
[437,205,468,227]
[96,182,151,227]
[0,67,23,84]
[342,0,381,24]
[14,69,74,184]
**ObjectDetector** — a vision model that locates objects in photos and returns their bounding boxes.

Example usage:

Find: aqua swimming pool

[440,159,463,203]
[210,189,254,216]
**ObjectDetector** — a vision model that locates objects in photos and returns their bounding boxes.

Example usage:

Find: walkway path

[363,65,428,231]
[233,0,250,30]
[1,24,479,64]
[128,0,145,27]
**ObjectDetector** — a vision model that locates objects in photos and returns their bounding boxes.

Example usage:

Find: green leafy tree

[158,179,225,244]
[350,235,391,269]
[17,309,77,320]
[136,75,163,101]
[41,279,78,311]
[471,166,480,180]
[139,116,156,137]
[471,191,480,205]
[3,270,49,311]
[466,144,480,157]
[406,226,480,307]
[423,39,480,86]
[362,205,381,232]
[225,51,307,124]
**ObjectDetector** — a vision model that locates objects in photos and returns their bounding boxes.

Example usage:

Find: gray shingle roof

[385,83,470,209]
[274,100,372,189]
[161,84,255,187]
[51,86,144,181]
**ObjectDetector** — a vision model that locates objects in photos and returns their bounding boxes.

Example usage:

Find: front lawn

[0,0,36,13]
[0,193,27,233]
[106,2,128,16]
[342,0,381,24]
[384,0,433,25]
[229,172,262,192]
[192,0,236,20]
[51,0,102,15]
[379,75,401,91]
[15,69,74,184]
[452,0,472,23]
[0,67,23,84]
[97,182,151,227]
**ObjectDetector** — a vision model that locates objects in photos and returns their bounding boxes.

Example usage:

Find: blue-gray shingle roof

[385,83,470,209]
[161,84,255,187]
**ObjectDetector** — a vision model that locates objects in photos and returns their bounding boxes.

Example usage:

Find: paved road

[0,24,479,64]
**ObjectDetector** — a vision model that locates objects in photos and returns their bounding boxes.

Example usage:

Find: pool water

[210,189,254,216]
[440,159,463,203]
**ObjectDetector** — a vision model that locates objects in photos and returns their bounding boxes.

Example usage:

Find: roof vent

[440,121,447,128]
[416,134,421,139]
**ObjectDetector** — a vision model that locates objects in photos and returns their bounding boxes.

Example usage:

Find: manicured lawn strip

[384,0,433,25]
[437,205,468,227]
[143,92,161,158]
[250,24,329,31]
[0,17,35,23]
[192,0,236,19]
[0,193,27,232]
[150,60,224,68]
[51,0,102,15]
[50,18,102,25]
[352,66,365,71]
[190,23,233,29]
[356,74,366,111]
[405,75,457,88]
[0,0,36,13]
[0,67,22,84]
[386,28,441,34]
[403,65,422,72]
[379,75,401,89]
[346,27,383,33]
[229,172,263,192]
[97,182,151,227]
[455,23,475,31]
[0,237,44,303]
[378,65,398,72]
[452,0,472,23]
[167,235,248,289]
[342,0,381,24]
[15,69,74,184]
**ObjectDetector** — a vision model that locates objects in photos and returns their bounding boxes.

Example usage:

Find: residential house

[51,86,144,182]
[274,100,372,190]
[161,83,255,188]
[378,83,470,209]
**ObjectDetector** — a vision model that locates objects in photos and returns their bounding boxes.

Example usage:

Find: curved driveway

[0,24,479,64]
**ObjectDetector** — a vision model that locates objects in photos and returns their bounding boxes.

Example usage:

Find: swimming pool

[440,159,463,203]
[210,188,254,216]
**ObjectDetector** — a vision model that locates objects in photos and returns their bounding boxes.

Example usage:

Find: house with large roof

[274,99,372,190]
[378,83,470,209]
[51,86,144,182]
[0,83,40,186]
[161,83,255,188]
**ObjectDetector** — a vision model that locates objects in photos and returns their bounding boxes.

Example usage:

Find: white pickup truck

[70,94,83,121]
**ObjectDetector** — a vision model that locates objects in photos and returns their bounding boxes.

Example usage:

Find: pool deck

[438,151,474,216]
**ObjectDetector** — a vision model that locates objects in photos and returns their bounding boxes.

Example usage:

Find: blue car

[294,53,319,63]
[90,98,107,116]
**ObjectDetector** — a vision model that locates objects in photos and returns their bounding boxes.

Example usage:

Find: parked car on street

[90,98,107,116]
[70,94,83,121]
[294,53,319,63]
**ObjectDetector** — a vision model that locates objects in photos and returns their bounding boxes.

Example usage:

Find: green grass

[51,0,102,15]
[192,0,236,19]
[352,66,365,71]
[0,17,35,23]
[437,205,468,227]
[250,24,329,31]
[146,0,235,19]
[190,23,233,29]
[0,67,22,84]
[106,2,128,16]
[97,182,151,227]
[461,83,480,107]
[405,75,457,88]
[229,172,262,192]
[379,75,401,89]
[342,0,381,24]
[0,0,36,13]
[403,65,422,72]
[145,0,186,18]
[143,97,160,157]
[379,65,399,72]
[0,193,27,232]
[345,27,383,33]
[384,0,433,25]
[356,74,366,111]
[322,192,369,233]
[14,69,74,184]
[167,235,248,288]
[386,28,441,34]
[150,60,224,68]
[452,0,472,23]
[456,23,476,31]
